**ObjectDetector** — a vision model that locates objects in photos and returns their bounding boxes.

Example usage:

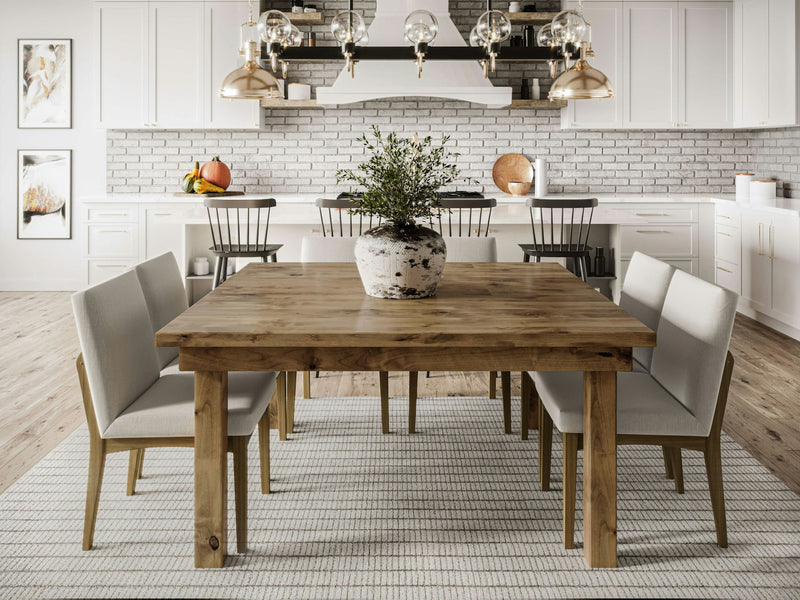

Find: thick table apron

[185,344,628,570]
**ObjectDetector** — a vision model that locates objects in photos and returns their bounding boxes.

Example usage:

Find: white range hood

[316,0,512,108]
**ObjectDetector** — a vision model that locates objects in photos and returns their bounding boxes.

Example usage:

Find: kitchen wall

[0,0,106,291]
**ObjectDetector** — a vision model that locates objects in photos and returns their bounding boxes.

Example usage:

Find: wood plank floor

[0,292,797,496]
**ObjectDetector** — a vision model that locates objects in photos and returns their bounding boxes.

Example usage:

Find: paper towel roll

[735,173,755,202]
[749,180,777,207]
[534,158,547,197]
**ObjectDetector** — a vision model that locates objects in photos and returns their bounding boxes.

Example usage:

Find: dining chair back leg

[286,372,297,435]
[663,446,675,480]
[670,448,685,494]
[126,451,140,496]
[705,437,728,547]
[379,371,390,434]
[136,449,145,479]
[501,371,512,434]
[521,371,533,441]
[562,433,580,549]
[276,372,287,441]
[83,438,107,551]
[408,371,418,434]
[539,397,553,492]
[489,371,497,399]
[258,411,270,495]
[232,435,249,554]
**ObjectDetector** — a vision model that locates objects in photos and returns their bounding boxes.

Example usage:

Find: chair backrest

[429,198,497,237]
[527,197,598,253]
[133,252,189,369]
[316,198,381,237]
[71,271,160,436]
[443,237,497,263]
[650,270,739,436]
[300,236,357,262]
[619,252,676,371]
[204,197,277,253]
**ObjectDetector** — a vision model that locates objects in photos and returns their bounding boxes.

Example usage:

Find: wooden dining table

[156,262,655,569]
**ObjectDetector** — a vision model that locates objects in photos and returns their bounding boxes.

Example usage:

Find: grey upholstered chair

[72,270,277,552]
[129,252,279,489]
[527,269,738,549]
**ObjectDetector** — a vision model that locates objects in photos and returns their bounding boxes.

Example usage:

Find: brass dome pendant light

[219,0,283,100]
[547,1,614,101]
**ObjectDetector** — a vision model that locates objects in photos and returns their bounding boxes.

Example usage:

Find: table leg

[194,370,228,568]
[583,371,617,568]
[287,372,297,434]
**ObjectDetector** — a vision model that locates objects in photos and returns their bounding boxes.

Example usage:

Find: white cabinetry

[96,1,261,129]
[82,204,140,285]
[734,0,799,127]
[741,207,800,327]
[714,202,741,294]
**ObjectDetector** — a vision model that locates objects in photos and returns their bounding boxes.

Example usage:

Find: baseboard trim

[737,304,800,342]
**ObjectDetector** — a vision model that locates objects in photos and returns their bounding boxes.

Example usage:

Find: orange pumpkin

[199,157,231,190]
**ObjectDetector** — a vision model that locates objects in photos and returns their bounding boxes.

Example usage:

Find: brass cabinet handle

[716,266,733,274]
[769,225,775,259]
[717,231,732,237]
[97,229,128,234]
[635,229,668,234]
[718,214,731,219]
[152,213,172,217]
[96,212,128,217]
[635,213,668,217]
[758,223,764,256]
[96,264,128,268]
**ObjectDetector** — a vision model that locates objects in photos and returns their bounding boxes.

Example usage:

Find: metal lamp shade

[548,58,614,100]
[219,61,283,99]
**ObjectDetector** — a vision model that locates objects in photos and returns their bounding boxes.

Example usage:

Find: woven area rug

[1,396,799,599]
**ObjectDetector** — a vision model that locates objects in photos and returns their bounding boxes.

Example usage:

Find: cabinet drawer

[87,206,138,223]
[618,224,698,258]
[715,202,740,227]
[607,204,698,224]
[88,224,138,257]
[715,259,741,295]
[716,224,741,265]
[619,258,698,283]
[88,259,136,285]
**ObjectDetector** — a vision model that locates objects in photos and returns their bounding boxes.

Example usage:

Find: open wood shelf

[260,99,325,109]
[505,12,558,25]
[507,99,566,109]
[288,12,324,25]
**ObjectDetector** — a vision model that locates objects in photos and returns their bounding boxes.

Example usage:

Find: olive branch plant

[337,126,476,230]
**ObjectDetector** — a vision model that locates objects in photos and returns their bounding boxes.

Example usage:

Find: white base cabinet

[96,0,261,129]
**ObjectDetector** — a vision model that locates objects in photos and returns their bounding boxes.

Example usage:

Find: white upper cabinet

[561,1,624,129]
[679,2,733,127]
[206,1,261,129]
[624,2,680,128]
[96,0,261,129]
[97,2,149,128]
[735,0,799,127]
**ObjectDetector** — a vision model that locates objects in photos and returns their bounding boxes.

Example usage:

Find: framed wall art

[18,39,72,128]
[18,150,72,240]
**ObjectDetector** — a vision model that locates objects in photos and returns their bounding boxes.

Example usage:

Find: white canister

[287,83,312,101]
[735,173,755,202]
[534,158,548,197]
[509,2,522,12]
[749,180,777,206]
[531,78,541,100]
[193,257,210,276]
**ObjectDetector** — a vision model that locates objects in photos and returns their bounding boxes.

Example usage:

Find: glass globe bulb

[551,10,587,46]
[258,10,292,44]
[476,10,512,44]
[331,10,367,44]
[358,29,369,47]
[536,23,555,48]
[287,24,303,47]
[469,25,483,48]
[404,10,439,45]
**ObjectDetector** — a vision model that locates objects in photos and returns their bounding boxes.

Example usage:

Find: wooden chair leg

[83,439,106,551]
[258,411,270,494]
[562,433,579,549]
[136,448,145,479]
[379,371,390,434]
[286,371,297,435]
[212,257,223,290]
[277,372,287,441]
[501,371,511,434]
[671,447,685,494]
[705,438,728,547]
[232,436,249,554]
[489,371,497,399]
[538,400,553,491]
[409,371,418,434]
[520,371,532,441]
[126,450,141,496]
[303,371,311,399]
[663,445,675,480]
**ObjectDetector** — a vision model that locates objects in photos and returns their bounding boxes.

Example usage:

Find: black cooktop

[337,191,485,200]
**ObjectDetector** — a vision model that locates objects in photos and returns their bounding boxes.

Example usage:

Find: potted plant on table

[337,127,474,300]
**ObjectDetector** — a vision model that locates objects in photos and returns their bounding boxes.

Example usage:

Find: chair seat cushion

[530,371,706,437]
[102,371,277,439]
